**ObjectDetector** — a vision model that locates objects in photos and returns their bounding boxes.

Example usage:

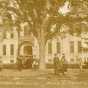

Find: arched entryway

[23,45,32,56]
[18,41,33,68]
[19,41,33,56]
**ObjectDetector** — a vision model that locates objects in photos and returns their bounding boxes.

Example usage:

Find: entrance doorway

[23,45,33,68]
[24,45,32,56]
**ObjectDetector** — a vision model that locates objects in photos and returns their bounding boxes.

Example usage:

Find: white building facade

[0,27,18,64]
[0,25,39,65]
[19,22,39,60]
[45,33,83,64]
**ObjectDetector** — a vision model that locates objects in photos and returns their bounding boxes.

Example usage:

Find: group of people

[0,54,85,73]
[17,54,68,73]
[17,56,39,71]
[53,53,68,75]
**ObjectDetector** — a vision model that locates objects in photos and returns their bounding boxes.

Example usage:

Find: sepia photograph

[0,0,88,88]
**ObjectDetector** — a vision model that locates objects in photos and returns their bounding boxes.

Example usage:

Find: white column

[52,38,57,56]
[63,37,70,62]
[74,40,78,63]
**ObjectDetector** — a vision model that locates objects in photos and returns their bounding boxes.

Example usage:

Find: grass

[0,69,88,88]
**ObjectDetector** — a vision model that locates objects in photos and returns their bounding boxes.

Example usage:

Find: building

[0,22,39,65]
[45,24,88,65]
[19,22,39,60]
[0,22,88,66]
[0,27,18,64]
[81,32,88,62]
[0,25,39,65]
[45,33,83,64]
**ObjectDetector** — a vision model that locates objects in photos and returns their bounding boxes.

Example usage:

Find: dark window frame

[48,42,52,54]
[10,60,14,63]
[11,33,14,38]
[10,44,14,55]
[78,41,82,53]
[70,41,74,53]
[57,42,60,53]
[3,45,6,55]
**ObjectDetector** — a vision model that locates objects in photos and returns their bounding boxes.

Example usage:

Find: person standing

[53,54,60,75]
[25,56,33,69]
[17,56,23,71]
[60,54,67,75]
[32,56,39,70]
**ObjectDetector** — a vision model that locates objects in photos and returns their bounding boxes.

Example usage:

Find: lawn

[0,69,88,88]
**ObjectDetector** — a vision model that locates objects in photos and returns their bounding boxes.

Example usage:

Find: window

[70,41,74,53]
[11,33,14,38]
[3,45,6,55]
[3,32,6,39]
[10,44,14,55]
[10,60,14,63]
[78,41,82,53]
[70,58,74,62]
[57,42,60,53]
[48,42,52,54]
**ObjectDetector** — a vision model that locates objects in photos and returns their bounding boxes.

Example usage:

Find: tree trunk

[38,15,49,70]
[38,29,46,70]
